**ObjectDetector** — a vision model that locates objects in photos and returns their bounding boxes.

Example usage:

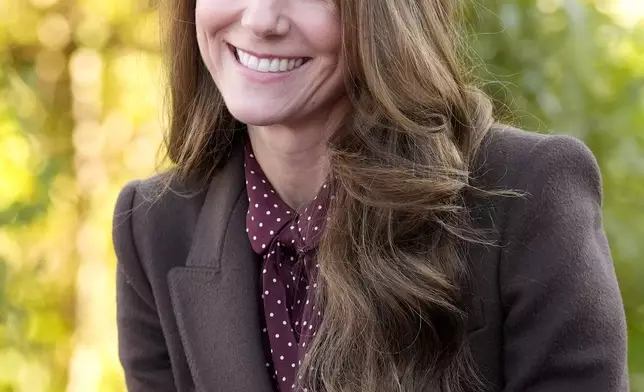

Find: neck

[247,102,348,210]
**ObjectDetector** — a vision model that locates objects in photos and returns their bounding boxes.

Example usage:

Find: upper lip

[229,43,309,60]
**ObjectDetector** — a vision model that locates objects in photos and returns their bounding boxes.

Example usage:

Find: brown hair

[161,0,494,391]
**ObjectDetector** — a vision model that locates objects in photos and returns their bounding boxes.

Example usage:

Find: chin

[225,100,298,127]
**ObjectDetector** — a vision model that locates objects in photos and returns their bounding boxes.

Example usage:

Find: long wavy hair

[160,0,495,391]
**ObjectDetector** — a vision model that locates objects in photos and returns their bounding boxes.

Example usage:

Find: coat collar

[168,140,275,392]
[165,137,487,391]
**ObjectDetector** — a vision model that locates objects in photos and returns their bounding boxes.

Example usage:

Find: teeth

[236,48,306,73]
[247,54,258,70]
[269,58,280,72]
[257,58,270,72]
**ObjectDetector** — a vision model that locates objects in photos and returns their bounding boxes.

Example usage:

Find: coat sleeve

[113,181,177,391]
[499,136,629,392]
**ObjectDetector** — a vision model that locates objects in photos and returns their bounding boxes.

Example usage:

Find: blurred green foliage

[467,2,644,389]
[0,0,642,390]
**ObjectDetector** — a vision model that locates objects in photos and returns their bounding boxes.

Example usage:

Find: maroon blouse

[244,137,331,391]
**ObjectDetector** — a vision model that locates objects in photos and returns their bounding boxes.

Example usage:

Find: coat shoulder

[472,124,600,193]
[112,170,208,288]
[476,127,627,391]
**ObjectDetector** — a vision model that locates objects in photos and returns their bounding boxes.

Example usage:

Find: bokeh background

[1,0,643,390]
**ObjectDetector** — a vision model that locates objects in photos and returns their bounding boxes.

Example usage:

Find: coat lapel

[168,143,274,392]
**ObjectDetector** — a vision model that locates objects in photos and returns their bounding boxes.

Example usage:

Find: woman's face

[195,0,345,127]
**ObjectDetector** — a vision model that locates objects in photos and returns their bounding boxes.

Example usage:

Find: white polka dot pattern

[244,137,331,391]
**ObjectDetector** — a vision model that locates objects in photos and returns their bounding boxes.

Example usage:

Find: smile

[231,45,311,73]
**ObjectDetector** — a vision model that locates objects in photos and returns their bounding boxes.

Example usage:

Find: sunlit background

[0,0,643,391]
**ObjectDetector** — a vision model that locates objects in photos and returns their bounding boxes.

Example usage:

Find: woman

[112,0,628,391]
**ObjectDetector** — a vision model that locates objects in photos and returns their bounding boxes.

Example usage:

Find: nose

[241,0,290,37]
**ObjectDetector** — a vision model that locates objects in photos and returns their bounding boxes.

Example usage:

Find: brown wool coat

[113,126,629,392]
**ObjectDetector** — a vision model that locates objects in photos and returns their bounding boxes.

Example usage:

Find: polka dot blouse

[244,137,332,392]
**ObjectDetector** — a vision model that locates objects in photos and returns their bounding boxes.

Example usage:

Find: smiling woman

[112,0,629,391]
[195,0,345,128]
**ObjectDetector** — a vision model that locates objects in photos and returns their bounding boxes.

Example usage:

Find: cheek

[297,5,342,56]
[195,0,237,69]
[195,0,238,32]
[195,28,211,71]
